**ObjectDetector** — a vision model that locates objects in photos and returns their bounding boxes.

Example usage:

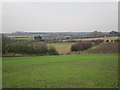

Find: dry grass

[47,43,75,54]
[63,36,119,41]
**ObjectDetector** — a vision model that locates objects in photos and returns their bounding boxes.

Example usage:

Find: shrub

[34,36,42,40]
[94,39,104,45]
[48,46,59,55]
[2,35,16,54]
[71,42,93,52]
[5,42,49,55]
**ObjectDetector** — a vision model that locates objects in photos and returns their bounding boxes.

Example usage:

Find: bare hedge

[71,42,93,52]
[2,35,59,55]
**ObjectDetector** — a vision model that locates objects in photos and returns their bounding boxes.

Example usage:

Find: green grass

[2,54,118,88]
[14,37,34,40]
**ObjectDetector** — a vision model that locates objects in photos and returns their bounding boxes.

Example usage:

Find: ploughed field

[3,54,118,88]
[87,43,119,54]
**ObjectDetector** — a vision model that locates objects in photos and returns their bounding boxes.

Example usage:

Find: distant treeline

[4,31,120,40]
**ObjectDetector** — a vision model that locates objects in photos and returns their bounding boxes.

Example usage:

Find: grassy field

[14,37,34,40]
[2,54,118,88]
[47,43,75,54]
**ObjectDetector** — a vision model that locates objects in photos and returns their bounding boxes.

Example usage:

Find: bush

[4,42,49,55]
[48,46,59,55]
[94,39,104,45]
[2,35,16,54]
[34,36,42,40]
[71,42,93,52]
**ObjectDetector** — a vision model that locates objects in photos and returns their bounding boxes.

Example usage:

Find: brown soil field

[87,42,119,54]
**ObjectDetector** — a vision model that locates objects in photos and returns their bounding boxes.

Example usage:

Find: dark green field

[2,54,118,88]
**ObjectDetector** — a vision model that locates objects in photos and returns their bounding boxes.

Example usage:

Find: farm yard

[2,54,118,88]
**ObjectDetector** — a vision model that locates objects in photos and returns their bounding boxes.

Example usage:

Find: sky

[2,2,118,33]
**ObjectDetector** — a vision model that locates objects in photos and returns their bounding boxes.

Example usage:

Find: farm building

[64,36,71,39]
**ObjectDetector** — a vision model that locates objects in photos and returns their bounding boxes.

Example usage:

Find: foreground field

[3,54,118,88]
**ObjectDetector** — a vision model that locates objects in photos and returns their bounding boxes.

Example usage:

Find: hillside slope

[87,42,119,54]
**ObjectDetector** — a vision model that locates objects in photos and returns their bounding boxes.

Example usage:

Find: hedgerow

[71,42,93,52]
[2,35,59,56]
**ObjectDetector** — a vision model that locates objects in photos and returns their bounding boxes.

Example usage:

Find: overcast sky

[2,2,118,33]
